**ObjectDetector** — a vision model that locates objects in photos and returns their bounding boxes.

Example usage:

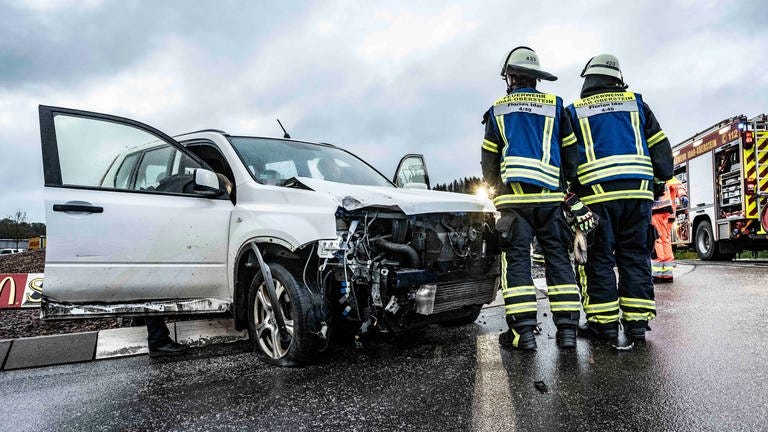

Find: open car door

[38,106,233,319]
[393,154,430,189]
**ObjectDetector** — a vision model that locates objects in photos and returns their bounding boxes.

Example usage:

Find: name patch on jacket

[493,93,556,117]
[573,92,638,119]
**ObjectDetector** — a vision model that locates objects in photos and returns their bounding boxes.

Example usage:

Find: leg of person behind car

[651,211,673,282]
[146,317,188,357]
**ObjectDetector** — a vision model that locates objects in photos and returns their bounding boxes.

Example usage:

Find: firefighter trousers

[583,199,656,326]
[500,205,580,329]
[651,211,674,280]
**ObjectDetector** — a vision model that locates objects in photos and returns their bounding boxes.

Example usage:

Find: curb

[0,318,247,371]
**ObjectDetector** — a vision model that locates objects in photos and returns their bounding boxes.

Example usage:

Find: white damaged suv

[38,106,500,366]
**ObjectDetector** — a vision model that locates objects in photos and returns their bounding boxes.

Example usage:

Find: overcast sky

[1,0,767,222]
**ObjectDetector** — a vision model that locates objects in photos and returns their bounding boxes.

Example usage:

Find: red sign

[0,274,26,308]
[0,273,43,309]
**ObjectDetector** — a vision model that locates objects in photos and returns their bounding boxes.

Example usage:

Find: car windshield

[228,137,394,187]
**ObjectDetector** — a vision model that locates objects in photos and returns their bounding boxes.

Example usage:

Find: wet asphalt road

[1,262,767,432]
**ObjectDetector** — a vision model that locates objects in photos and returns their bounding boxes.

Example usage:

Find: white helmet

[499,46,557,81]
[581,54,623,80]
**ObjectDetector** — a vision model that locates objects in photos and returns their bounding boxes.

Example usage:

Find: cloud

[357,6,475,66]
[1,1,768,222]
[9,0,104,12]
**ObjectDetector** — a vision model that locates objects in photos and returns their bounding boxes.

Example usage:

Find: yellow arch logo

[1,276,16,306]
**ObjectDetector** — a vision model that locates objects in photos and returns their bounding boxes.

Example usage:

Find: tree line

[1,210,46,242]
[432,176,484,194]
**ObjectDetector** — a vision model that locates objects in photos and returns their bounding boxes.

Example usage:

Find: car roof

[175,130,340,149]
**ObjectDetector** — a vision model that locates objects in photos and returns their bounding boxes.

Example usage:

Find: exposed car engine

[313,208,500,336]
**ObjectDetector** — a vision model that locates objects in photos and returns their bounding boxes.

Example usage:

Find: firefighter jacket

[652,177,687,214]
[481,88,577,209]
[562,78,674,205]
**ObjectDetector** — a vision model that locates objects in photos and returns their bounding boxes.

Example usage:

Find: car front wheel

[439,305,483,327]
[247,262,321,367]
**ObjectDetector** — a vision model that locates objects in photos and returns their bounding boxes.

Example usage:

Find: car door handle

[53,204,104,213]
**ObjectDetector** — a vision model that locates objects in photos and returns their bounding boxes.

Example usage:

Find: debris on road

[612,343,635,351]
[534,381,548,393]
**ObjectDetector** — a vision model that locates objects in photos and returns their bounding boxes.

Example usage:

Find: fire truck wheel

[695,220,716,260]
[694,220,733,261]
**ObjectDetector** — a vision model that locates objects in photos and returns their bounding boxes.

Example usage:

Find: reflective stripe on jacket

[489,89,573,191]
[566,92,655,186]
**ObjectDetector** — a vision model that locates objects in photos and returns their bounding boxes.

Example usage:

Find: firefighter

[564,54,674,343]
[482,46,594,350]
[651,177,687,282]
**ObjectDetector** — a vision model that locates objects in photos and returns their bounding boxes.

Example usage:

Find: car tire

[439,305,483,327]
[247,262,322,367]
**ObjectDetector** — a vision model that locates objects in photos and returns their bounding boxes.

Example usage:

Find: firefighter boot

[578,321,619,341]
[623,320,648,343]
[556,325,577,349]
[499,326,537,351]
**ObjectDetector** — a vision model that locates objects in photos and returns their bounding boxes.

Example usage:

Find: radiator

[432,278,498,314]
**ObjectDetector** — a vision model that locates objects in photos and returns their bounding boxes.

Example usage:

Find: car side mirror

[393,154,430,189]
[193,168,225,197]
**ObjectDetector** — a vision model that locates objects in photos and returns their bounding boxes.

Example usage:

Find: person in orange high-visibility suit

[651,177,687,282]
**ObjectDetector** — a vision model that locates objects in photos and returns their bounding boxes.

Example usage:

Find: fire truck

[671,114,768,260]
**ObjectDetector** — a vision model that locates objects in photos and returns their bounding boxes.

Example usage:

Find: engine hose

[374,239,421,267]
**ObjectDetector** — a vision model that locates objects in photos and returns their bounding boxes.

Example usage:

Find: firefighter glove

[653,181,666,199]
[565,193,598,234]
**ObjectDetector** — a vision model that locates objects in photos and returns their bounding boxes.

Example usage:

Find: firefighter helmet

[499,46,557,81]
[580,54,623,80]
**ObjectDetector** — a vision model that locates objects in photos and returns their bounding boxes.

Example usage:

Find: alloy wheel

[252,280,293,359]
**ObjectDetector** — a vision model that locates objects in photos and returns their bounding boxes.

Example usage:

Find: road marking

[471,332,516,431]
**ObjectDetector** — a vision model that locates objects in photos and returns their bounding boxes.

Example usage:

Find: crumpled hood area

[296,177,495,215]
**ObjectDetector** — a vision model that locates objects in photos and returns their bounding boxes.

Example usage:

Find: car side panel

[227,183,338,285]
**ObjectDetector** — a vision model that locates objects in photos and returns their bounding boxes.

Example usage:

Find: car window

[395,156,429,188]
[131,146,203,193]
[229,137,393,187]
[51,114,204,195]
[114,152,140,189]
[263,160,298,183]
[135,146,174,190]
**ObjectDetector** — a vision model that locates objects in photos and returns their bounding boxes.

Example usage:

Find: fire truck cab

[671,114,768,260]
